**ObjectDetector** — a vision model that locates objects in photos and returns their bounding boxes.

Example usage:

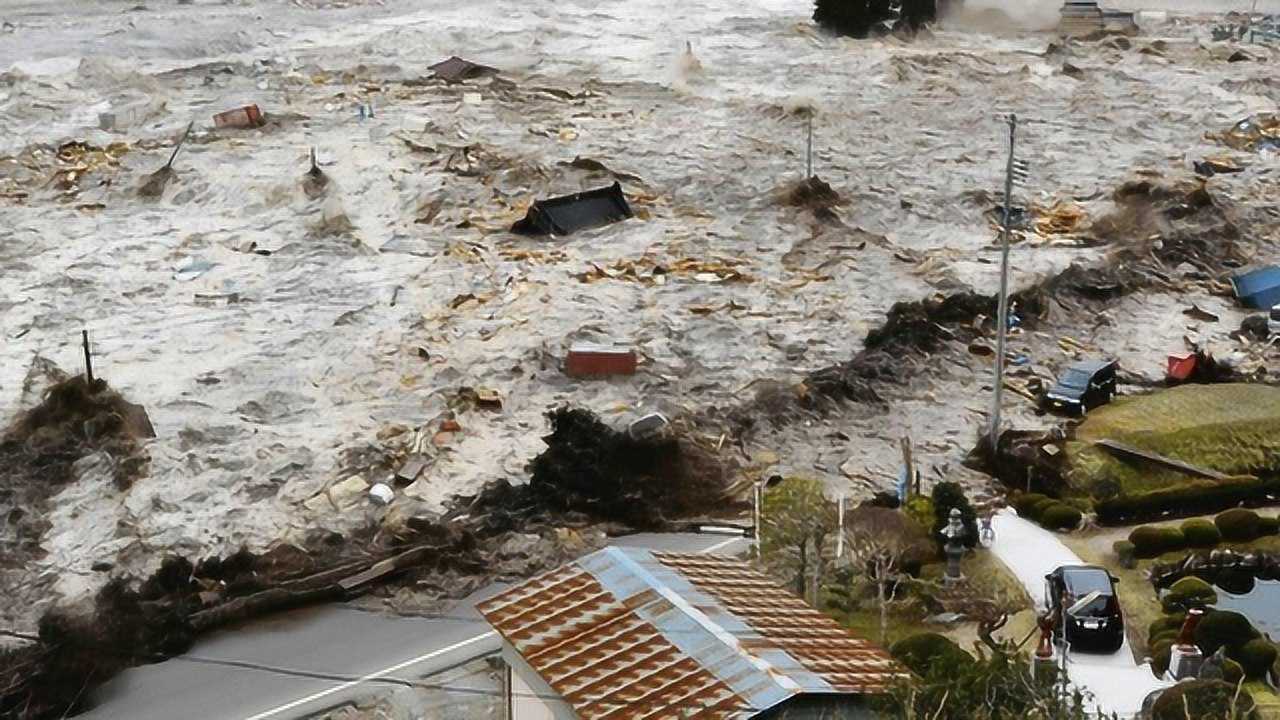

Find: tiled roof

[477,547,903,720]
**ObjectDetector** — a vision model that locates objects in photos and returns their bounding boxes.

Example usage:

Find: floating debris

[511,182,633,237]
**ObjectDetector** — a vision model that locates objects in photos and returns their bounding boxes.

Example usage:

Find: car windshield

[1058,369,1093,388]
[1064,568,1113,596]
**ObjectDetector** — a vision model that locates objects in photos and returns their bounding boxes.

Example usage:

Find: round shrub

[1150,638,1174,677]
[1215,508,1262,542]
[1150,613,1186,641]
[1259,515,1280,536]
[1031,497,1059,520]
[1040,503,1082,531]
[1162,576,1218,613]
[1223,658,1246,685]
[1237,638,1278,680]
[1195,610,1261,656]
[1151,629,1181,647]
[1161,526,1187,552]
[1152,679,1256,720]
[1013,493,1049,518]
[1182,518,1222,548]
[890,632,972,675]
[1129,526,1169,558]
[1114,540,1136,568]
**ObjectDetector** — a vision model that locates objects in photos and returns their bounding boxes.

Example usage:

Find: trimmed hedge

[1095,476,1280,525]
[1260,515,1280,536]
[1114,540,1136,567]
[1195,610,1260,656]
[1150,638,1174,676]
[1129,525,1186,558]
[1223,658,1246,685]
[1014,493,1049,518]
[1216,508,1262,542]
[1182,518,1222,548]
[1149,613,1187,641]
[1040,503,1082,531]
[1031,497,1059,520]
[1151,679,1256,720]
[1162,577,1217,613]
[890,632,973,675]
[1238,638,1278,680]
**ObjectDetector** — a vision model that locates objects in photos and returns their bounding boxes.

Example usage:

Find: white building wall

[511,664,558,720]
[502,642,578,720]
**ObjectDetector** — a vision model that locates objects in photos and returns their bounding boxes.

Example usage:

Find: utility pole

[989,114,1018,451]
[806,113,814,178]
[82,329,94,386]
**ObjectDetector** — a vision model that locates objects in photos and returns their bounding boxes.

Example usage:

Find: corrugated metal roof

[477,547,902,720]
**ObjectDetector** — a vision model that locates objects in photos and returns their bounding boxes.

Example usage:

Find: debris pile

[1,370,152,571]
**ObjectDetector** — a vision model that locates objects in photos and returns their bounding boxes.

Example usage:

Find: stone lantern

[943,508,966,585]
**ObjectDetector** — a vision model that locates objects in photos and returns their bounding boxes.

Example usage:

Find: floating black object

[511,182,633,237]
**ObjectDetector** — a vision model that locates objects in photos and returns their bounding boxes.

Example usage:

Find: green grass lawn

[1066,384,1280,497]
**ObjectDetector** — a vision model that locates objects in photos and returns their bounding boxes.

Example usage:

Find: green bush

[1237,638,1278,680]
[889,632,973,676]
[1095,476,1280,525]
[1149,613,1186,642]
[1223,658,1246,685]
[1182,518,1222,548]
[1259,515,1280,536]
[1216,508,1262,542]
[1151,629,1181,647]
[1040,504,1082,531]
[1150,638,1174,676]
[931,482,978,549]
[1151,679,1257,720]
[1113,540,1136,567]
[1129,525,1186,558]
[1013,493,1049,518]
[1195,610,1261,656]
[1031,497,1059,520]
[1162,577,1218,613]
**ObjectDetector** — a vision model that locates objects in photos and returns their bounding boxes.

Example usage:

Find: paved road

[79,532,748,720]
[990,510,1169,718]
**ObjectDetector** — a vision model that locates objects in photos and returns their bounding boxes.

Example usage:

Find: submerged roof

[477,547,901,720]
[511,182,633,237]
[429,56,498,83]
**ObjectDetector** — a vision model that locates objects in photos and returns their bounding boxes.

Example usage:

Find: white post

[989,113,1017,451]
[836,494,845,559]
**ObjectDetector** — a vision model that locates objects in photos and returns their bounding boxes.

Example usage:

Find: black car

[1045,564,1124,653]
[1042,359,1118,416]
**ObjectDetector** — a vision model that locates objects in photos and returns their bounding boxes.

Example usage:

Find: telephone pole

[989,114,1018,451]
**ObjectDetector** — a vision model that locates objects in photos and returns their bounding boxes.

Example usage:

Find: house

[477,547,904,720]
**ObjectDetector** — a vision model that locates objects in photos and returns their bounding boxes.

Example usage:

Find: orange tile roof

[477,547,903,720]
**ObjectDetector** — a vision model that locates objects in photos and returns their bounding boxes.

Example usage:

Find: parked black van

[1043,359,1118,416]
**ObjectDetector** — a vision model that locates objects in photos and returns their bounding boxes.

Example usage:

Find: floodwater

[1215,578,1280,640]
[2,0,1279,631]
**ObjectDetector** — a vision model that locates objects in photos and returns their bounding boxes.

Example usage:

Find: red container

[1167,353,1196,382]
[213,104,265,129]
[565,344,636,378]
